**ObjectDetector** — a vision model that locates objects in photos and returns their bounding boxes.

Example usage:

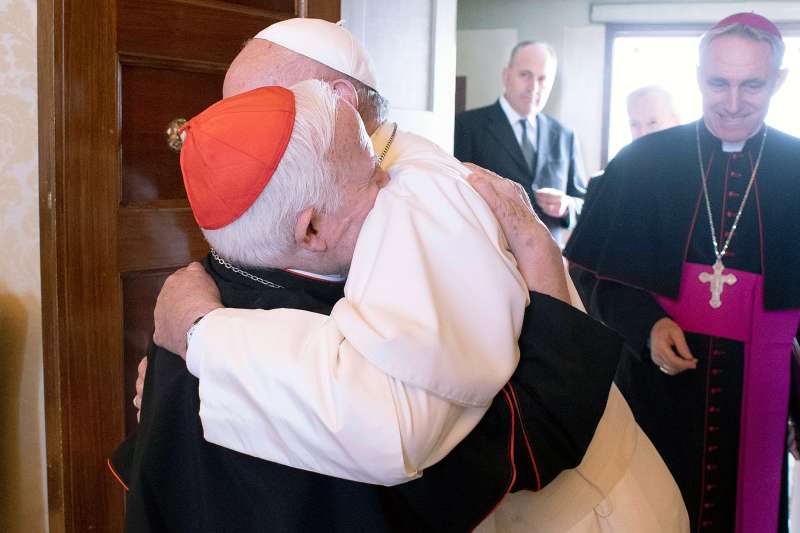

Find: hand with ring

[649,317,698,376]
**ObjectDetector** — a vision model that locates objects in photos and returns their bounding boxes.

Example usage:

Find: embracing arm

[186,307,482,485]
[152,266,457,486]
[465,163,568,305]
[154,161,541,485]
[466,165,623,488]
[509,290,622,489]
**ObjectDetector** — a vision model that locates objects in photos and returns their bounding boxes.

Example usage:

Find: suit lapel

[486,101,531,179]
[532,114,548,188]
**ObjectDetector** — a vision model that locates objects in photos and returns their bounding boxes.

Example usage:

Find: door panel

[39,1,340,531]
[117,208,206,272]
[122,271,173,432]
[120,62,224,204]
[224,0,296,10]
[118,0,286,64]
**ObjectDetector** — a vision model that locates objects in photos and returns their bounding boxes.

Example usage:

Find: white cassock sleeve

[186,130,529,485]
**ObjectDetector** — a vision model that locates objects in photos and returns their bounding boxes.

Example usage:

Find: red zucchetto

[180,86,296,229]
[712,12,783,40]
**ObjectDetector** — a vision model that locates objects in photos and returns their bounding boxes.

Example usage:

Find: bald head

[502,41,557,117]
[626,86,680,140]
[223,39,387,133]
[223,40,342,98]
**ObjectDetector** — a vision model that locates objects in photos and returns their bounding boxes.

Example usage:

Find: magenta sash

[655,262,800,533]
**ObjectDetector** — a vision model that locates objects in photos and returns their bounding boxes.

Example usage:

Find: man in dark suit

[455,41,587,244]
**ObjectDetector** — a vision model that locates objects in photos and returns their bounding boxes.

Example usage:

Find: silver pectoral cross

[698,259,737,309]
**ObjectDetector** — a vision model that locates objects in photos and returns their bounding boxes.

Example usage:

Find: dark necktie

[519,118,535,173]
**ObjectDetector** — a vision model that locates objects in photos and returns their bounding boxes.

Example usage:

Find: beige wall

[456,28,518,112]
[0,0,48,531]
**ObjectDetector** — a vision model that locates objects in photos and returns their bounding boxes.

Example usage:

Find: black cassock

[112,252,622,533]
[566,121,800,533]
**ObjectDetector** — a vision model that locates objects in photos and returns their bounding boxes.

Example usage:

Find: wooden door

[38,1,339,531]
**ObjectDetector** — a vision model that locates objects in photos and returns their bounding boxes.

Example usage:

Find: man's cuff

[559,197,576,228]
[185,314,205,349]
[632,311,670,363]
[185,307,223,378]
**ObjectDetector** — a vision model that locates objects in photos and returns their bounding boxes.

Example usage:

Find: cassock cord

[695,122,766,263]
[210,249,283,289]
[377,123,397,165]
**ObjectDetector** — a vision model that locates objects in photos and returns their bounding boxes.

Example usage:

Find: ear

[294,207,328,252]
[331,78,359,108]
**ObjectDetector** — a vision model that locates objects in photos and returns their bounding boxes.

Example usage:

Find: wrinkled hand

[133,356,147,423]
[465,163,569,303]
[649,317,697,375]
[535,187,569,219]
[153,262,222,358]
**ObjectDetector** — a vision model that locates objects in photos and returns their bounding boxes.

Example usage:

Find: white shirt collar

[704,119,759,153]
[286,269,345,282]
[721,140,746,153]
[499,95,535,130]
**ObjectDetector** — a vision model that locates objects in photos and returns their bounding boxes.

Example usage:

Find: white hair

[626,85,679,117]
[202,79,345,267]
[699,22,785,72]
[627,85,673,105]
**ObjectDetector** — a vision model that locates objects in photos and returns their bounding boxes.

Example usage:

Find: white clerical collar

[286,269,345,282]
[721,140,746,153]
[704,120,759,153]
[499,95,536,130]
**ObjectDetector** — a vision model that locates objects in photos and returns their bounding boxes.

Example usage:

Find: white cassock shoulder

[333,130,529,407]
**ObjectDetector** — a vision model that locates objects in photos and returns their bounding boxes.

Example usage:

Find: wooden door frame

[37,1,339,531]
[39,1,123,531]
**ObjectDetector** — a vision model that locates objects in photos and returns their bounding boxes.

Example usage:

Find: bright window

[607,33,800,161]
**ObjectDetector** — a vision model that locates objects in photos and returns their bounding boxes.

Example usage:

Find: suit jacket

[454,100,587,243]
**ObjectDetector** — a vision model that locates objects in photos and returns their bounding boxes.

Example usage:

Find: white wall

[343,0,458,150]
[0,0,48,531]
[559,24,606,176]
[456,29,518,111]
